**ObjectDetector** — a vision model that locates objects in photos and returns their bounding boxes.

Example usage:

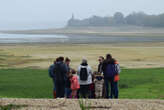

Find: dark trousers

[89,83,95,99]
[65,88,72,98]
[79,85,90,98]
[55,81,65,98]
[104,77,118,99]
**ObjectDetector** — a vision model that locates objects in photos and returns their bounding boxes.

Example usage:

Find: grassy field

[0,68,163,99]
[0,43,164,99]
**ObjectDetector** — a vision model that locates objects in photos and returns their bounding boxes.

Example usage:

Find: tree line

[67,12,164,27]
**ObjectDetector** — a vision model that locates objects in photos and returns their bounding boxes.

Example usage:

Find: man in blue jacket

[48,58,59,98]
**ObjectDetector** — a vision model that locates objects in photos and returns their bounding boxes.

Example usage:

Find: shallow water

[0,33,164,44]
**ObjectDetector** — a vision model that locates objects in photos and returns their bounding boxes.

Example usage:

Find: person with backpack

[54,56,68,98]
[102,54,121,99]
[77,59,92,98]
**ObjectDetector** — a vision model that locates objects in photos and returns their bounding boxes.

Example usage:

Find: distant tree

[88,16,109,26]
[67,12,164,27]
[125,12,147,26]
[113,12,125,25]
[158,14,164,27]
[143,15,158,27]
[108,17,115,26]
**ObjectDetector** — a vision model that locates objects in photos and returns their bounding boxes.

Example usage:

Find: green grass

[119,68,164,99]
[0,104,27,110]
[0,69,53,98]
[0,68,164,99]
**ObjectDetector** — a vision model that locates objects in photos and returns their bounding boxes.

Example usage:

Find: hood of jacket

[81,63,88,66]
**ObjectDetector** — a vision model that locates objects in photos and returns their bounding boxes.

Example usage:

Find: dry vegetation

[0,42,164,69]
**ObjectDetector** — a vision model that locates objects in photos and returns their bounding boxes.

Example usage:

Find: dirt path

[0,98,164,110]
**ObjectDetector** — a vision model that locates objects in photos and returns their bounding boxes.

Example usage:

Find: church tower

[67,13,76,27]
[71,13,74,20]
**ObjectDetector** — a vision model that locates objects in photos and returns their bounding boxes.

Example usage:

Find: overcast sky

[0,0,164,29]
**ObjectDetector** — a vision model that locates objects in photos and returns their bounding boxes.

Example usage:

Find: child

[94,71,104,98]
[70,69,80,98]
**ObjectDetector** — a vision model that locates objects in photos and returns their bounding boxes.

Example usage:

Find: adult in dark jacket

[54,57,68,98]
[48,58,59,98]
[97,56,106,98]
[98,56,104,74]
[102,54,120,99]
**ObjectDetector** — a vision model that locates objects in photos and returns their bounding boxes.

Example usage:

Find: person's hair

[53,60,56,64]
[81,59,88,66]
[82,59,87,64]
[56,57,59,62]
[71,69,76,74]
[58,56,64,62]
[99,56,104,60]
[65,57,71,62]
[106,54,116,64]
[106,54,112,60]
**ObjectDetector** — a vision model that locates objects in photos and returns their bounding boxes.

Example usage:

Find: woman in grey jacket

[77,59,92,98]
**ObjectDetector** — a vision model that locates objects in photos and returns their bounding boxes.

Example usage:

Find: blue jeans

[104,77,118,99]
[65,88,72,98]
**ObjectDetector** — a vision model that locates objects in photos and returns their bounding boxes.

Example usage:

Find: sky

[0,0,164,30]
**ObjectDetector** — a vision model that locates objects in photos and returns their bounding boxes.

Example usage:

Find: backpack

[80,67,88,81]
[105,64,117,77]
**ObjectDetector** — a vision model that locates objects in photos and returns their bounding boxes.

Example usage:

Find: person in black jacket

[98,56,104,74]
[54,56,68,98]
[102,54,120,99]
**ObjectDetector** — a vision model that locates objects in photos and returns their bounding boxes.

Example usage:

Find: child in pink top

[70,69,80,98]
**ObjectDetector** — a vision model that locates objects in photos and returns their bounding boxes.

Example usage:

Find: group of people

[48,53,120,99]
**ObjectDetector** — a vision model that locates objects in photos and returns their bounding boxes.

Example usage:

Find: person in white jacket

[77,59,92,98]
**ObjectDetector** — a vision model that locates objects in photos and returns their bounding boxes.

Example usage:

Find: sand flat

[0,42,164,69]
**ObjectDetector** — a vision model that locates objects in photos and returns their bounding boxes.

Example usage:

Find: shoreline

[1,31,164,37]
[1,41,164,47]
[1,26,164,37]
